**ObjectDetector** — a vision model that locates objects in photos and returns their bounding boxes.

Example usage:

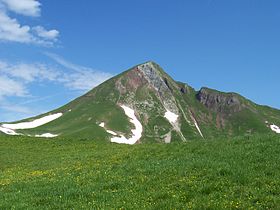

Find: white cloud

[0,60,61,102]
[0,99,44,122]
[0,103,33,114]
[62,71,113,91]
[0,60,61,121]
[0,55,113,121]
[0,54,113,96]
[0,60,7,68]
[0,0,59,45]
[0,10,33,43]
[45,52,113,90]
[0,75,27,98]
[33,26,59,41]
[45,52,89,73]
[0,61,59,82]
[1,0,41,17]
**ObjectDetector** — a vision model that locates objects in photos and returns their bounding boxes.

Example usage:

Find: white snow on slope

[98,122,118,135]
[164,109,187,142]
[111,105,143,145]
[0,126,19,135]
[2,113,63,130]
[106,130,117,136]
[193,119,204,138]
[270,124,280,134]
[189,112,204,138]
[99,122,105,128]
[164,110,178,123]
[35,133,58,138]
[0,113,62,138]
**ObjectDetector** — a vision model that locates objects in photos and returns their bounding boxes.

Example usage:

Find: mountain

[1,61,280,143]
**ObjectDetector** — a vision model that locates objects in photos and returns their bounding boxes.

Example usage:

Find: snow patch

[164,108,187,142]
[99,122,105,128]
[35,133,58,138]
[163,131,172,143]
[0,126,20,135]
[0,113,62,137]
[270,124,280,134]
[98,122,117,135]
[111,105,143,145]
[164,110,178,124]
[189,112,204,138]
[194,119,204,138]
[106,130,117,136]
[2,113,63,130]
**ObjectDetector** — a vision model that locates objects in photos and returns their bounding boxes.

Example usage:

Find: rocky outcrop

[196,88,242,113]
[137,62,179,114]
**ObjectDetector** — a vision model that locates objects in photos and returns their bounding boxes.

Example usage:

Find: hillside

[0,61,280,143]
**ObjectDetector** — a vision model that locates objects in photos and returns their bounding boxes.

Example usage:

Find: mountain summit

[1,62,280,143]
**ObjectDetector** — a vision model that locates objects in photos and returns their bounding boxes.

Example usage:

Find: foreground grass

[1,135,280,209]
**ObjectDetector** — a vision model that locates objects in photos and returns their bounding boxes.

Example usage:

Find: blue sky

[0,0,279,121]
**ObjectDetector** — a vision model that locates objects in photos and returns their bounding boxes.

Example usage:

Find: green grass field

[1,135,280,209]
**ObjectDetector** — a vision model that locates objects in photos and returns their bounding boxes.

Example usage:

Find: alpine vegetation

[0,61,280,143]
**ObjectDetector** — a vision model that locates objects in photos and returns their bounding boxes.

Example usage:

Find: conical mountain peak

[128,61,168,76]
[118,61,179,113]
[1,62,280,143]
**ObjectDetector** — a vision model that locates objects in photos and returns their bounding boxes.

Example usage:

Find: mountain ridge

[0,61,280,143]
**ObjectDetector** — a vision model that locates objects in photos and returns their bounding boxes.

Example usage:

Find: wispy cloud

[0,103,34,115]
[0,60,59,121]
[0,98,44,122]
[0,60,58,100]
[0,0,59,45]
[45,52,91,73]
[45,52,114,90]
[0,62,59,82]
[44,52,88,72]
[62,71,113,91]
[0,54,113,121]
[0,55,113,97]
[0,75,27,99]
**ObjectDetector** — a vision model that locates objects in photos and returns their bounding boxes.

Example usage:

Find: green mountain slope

[0,61,280,142]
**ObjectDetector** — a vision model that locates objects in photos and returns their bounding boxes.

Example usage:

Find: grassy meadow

[1,135,280,209]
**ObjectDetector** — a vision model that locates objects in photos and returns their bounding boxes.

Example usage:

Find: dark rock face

[180,87,187,94]
[196,88,242,113]
[163,78,173,92]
